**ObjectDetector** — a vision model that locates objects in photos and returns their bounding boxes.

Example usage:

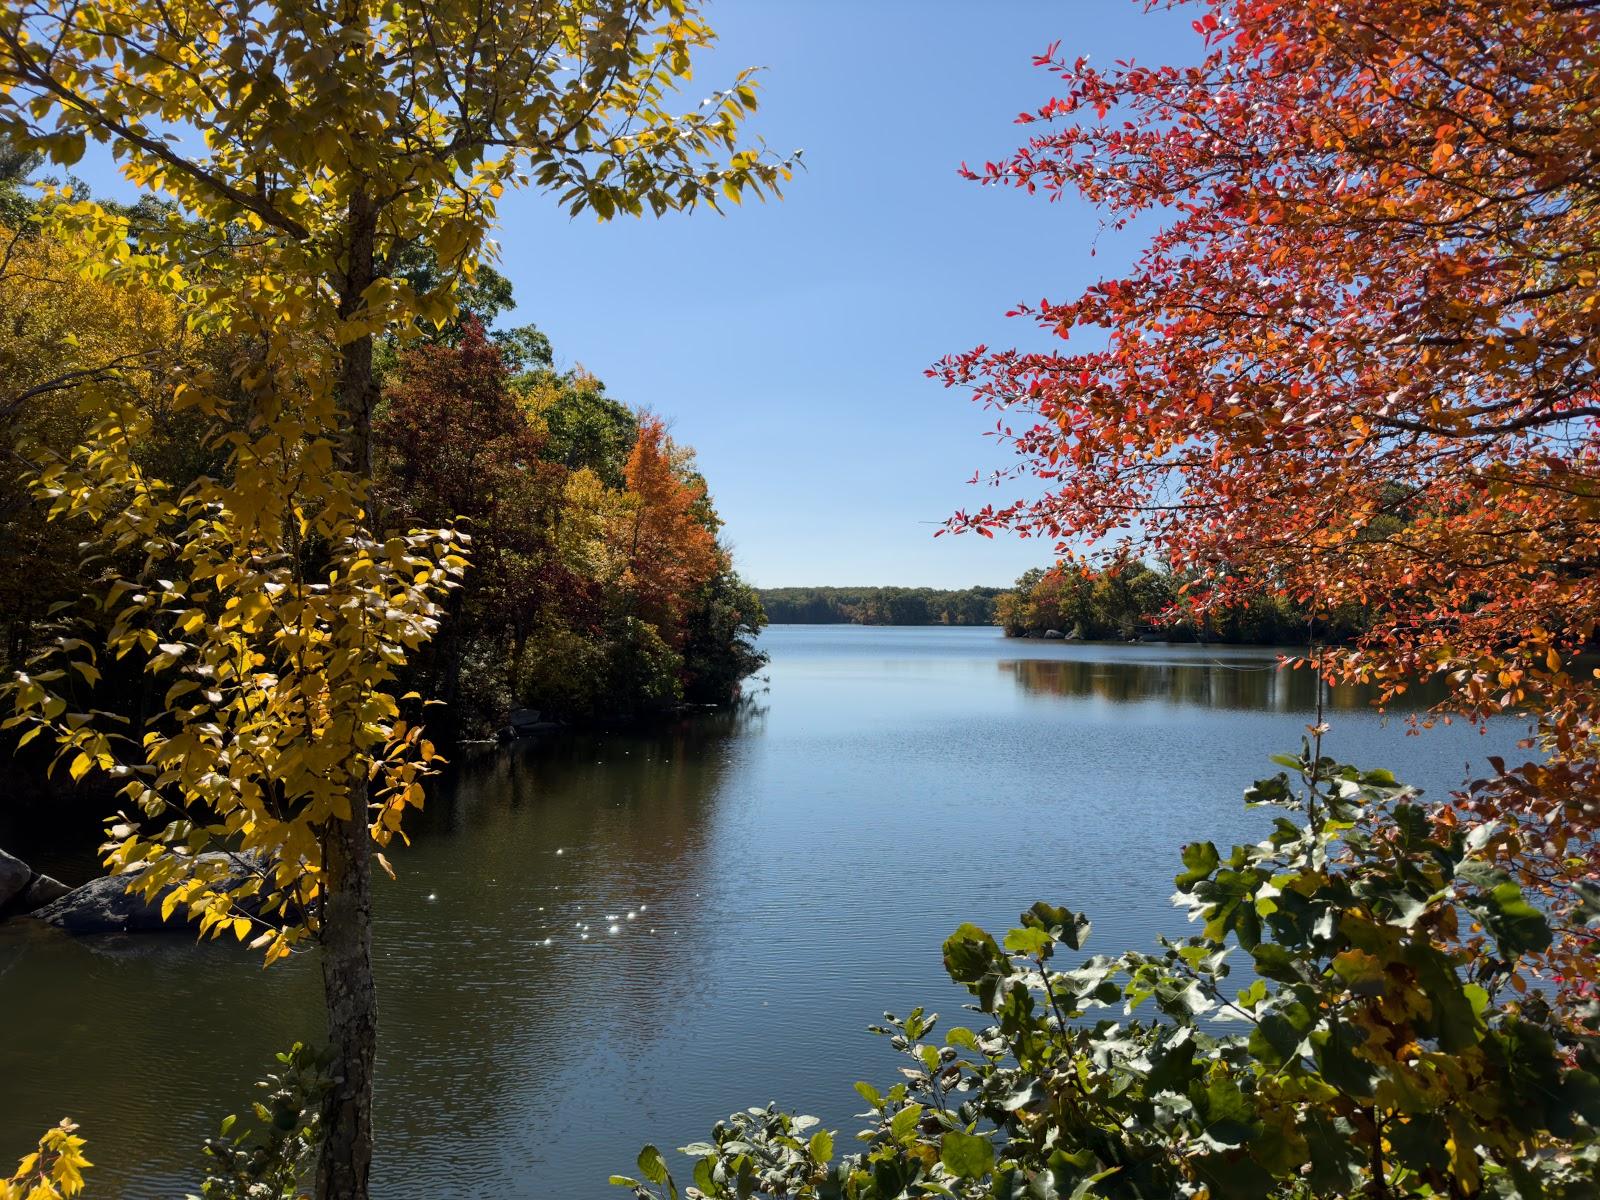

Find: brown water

[0,627,1528,1197]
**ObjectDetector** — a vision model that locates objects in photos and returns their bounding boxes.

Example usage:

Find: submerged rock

[27,852,260,935]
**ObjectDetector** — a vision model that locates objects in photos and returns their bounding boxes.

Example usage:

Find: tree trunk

[316,791,376,1200]
[318,189,381,1200]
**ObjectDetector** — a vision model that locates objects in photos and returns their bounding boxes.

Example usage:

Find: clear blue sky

[493,1,1199,588]
[74,1,1199,589]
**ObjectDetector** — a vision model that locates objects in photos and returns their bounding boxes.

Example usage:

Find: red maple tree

[933,0,1600,988]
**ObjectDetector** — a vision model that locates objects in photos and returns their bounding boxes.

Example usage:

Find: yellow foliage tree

[0,213,178,662]
[0,2,790,1196]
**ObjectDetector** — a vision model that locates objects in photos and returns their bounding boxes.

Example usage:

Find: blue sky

[74,1,1200,588]
[493,0,1200,588]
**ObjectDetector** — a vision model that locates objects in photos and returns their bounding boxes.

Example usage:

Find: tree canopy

[932,0,1600,994]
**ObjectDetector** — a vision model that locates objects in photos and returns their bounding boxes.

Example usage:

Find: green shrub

[620,751,1600,1198]
[192,1043,329,1200]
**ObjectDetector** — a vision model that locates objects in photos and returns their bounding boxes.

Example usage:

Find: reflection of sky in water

[0,626,1531,1198]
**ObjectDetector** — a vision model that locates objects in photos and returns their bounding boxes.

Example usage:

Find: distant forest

[758,586,1003,626]
[761,567,1376,645]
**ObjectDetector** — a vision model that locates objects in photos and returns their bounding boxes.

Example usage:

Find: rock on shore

[0,847,71,920]
[23,852,260,935]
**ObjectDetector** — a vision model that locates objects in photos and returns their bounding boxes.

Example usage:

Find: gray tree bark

[318,188,381,1200]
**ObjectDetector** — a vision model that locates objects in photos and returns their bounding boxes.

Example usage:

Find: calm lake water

[0,626,1530,1197]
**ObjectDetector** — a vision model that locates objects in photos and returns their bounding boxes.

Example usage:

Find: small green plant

[619,751,1600,1198]
[192,1043,329,1200]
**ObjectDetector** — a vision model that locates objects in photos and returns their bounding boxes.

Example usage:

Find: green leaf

[940,1131,994,1179]
[1004,926,1054,956]
[1176,841,1220,891]
[943,923,1007,986]
[889,1103,924,1144]
[1313,1020,1376,1098]
[1469,882,1552,956]
[1250,1002,1314,1067]
[1249,942,1301,984]
[808,1129,833,1164]
[946,1026,979,1050]
[637,1144,668,1186]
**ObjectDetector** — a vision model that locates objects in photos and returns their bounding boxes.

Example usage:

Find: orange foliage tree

[933,0,1600,991]
[620,414,721,638]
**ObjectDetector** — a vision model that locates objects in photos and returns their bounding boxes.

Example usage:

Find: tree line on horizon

[759,567,1370,646]
[757,586,1002,626]
[995,563,1370,645]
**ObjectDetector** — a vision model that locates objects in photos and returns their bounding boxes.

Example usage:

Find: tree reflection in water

[998,652,1458,713]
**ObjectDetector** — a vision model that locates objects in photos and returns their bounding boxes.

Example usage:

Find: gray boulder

[1043,628,1065,640]
[0,848,28,910]
[14,872,71,911]
[29,853,261,935]
[0,848,70,919]
[507,707,543,731]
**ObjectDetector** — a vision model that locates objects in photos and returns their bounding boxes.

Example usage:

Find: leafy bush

[192,1043,329,1200]
[620,751,1600,1198]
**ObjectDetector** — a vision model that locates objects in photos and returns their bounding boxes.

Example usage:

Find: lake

[0,626,1529,1197]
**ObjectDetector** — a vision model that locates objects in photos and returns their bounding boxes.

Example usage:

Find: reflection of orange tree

[998,656,1453,713]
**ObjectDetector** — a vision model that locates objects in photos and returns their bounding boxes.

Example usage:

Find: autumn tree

[0,205,178,664]
[375,318,572,729]
[0,3,791,1196]
[621,414,722,638]
[933,0,1600,990]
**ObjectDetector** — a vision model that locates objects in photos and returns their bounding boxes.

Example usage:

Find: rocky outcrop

[26,852,261,935]
[10,872,70,913]
[0,848,27,909]
[0,847,72,920]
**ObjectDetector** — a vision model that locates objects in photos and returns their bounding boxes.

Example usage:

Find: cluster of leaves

[997,564,1370,645]
[2,1043,328,1200]
[756,588,1004,628]
[622,753,1600,1198]
[1,180,470,965]
[191,1043,330,1200]
[1,1122,89,1200]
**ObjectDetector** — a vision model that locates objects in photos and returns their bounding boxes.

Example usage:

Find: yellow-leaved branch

[0,1,791,1196]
